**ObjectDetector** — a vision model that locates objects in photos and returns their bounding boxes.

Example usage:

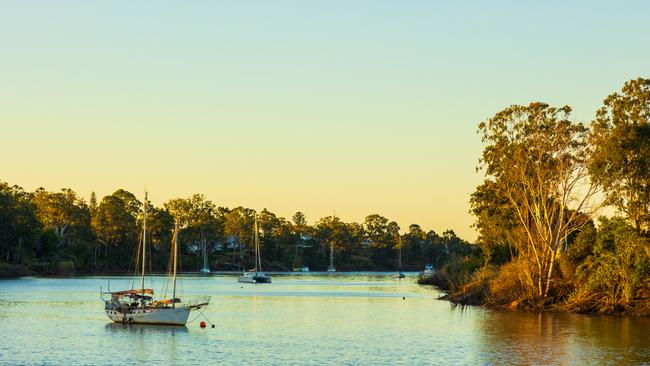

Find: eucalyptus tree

[363,214,400,266]
[89,191,98,218]
[165,194,222,270]
[92,193,139,268]
[145,206,174,270]
[403,224,426,264]
[421,230,443,265]
[314,215,339,258]
[0,181,41,265]
[386,221,400,246]
[590,77,650,233]
[32,188,92,248]
[112,189,142,219]
[364,214,389,248]
[258,208,289,262]
[292,211,307,227]
[478,102,600,296]
[223,206,256,263]
[314,215,365,268]
[290,211,309,267]
[345,222,365,256]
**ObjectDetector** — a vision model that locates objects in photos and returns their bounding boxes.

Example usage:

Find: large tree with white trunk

[477,102,600,297]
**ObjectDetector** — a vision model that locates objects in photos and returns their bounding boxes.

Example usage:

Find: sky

[1,1,648,240]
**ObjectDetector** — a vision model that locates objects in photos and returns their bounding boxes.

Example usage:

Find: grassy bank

[419,256,650,316]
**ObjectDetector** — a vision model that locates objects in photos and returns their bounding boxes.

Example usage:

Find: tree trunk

[544,249,558,297]
[16,238,22,264]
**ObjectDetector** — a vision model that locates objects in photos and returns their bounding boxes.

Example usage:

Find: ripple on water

[0,275,648,365]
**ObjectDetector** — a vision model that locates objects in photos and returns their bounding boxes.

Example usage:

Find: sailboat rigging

[327,211,336,272]
[100,192,210,325]
[395,236,405,279]
[238,213,272,283]
[200,238,210,274]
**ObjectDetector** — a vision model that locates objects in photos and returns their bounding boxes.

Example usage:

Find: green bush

[568,217,650,313]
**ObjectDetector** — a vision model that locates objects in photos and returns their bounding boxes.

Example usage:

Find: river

[0,273,648,365]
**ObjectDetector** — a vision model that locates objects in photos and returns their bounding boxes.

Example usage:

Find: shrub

[567,217,650,314]
[486,257,536,307]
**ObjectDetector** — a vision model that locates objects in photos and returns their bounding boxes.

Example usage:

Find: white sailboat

[199,240,210,274]
[395,236,405,279]
[423,264,434,276]
[327,212,336,272]
[327,241,336,272]
[238,214,272,283]
[101,192,209,326]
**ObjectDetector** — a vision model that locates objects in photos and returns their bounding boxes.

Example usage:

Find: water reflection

[1,275,648,365]
[104,322,188,335]
[477,310,650,365]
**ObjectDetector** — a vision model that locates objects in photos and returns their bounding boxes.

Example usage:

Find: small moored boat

[238,214,272,284]
[394,236,405,279]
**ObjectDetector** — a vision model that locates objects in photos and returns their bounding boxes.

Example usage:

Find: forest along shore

[0,263,35,278]
[0,181,477,278]
[418,78,650,317]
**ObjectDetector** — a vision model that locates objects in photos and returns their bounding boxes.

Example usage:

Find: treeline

[0,184,476,275]
[428,77,650,316]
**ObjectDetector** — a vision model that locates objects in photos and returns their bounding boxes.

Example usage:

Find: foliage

[566,217,650,313]
[478,102,598,296]
[469,180,517,265]
[589,77,650,233]
[0,179,477,275]
[459,77,650,314]
[0,181,41,265]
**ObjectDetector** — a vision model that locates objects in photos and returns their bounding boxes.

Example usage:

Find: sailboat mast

[255,214,261,273]
[141,191,147,307]
[202,239,208,271]
[330,211,335,269]
[398,236,402,272]
[172,220,178,308]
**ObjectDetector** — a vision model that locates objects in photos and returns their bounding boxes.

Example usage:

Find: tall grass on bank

[419,236,650,315]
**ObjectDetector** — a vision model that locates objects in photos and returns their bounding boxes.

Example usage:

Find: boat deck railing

[180,296,210,309]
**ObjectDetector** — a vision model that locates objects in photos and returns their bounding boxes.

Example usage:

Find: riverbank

[418,269,650,317]
[0,263,36,278]
[0,253,424,278]
[0,264,416,278]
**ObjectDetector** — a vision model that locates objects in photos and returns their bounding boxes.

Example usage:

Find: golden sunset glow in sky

[2,1,648,240]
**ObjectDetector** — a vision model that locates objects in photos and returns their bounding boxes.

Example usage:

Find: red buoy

[200,321,206,328]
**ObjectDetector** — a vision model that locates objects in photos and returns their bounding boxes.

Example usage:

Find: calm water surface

[0,273,648,365]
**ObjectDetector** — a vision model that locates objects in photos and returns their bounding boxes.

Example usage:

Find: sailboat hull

[238,273,272,283]
[106,306,191,326]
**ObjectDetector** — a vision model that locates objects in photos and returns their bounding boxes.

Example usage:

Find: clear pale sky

[1,1,648,240]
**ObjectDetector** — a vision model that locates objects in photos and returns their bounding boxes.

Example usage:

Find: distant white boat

[238,214,272,284]
[199,233,210,273]
[239,271,272,283]
[395,236,405,279]
[327,241,336,272]
[101,192,209,325]
[327,212,336,272]
[423,264,434,276]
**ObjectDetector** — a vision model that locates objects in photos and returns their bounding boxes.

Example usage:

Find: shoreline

[417,275,650,318]
[0,267,421,279]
